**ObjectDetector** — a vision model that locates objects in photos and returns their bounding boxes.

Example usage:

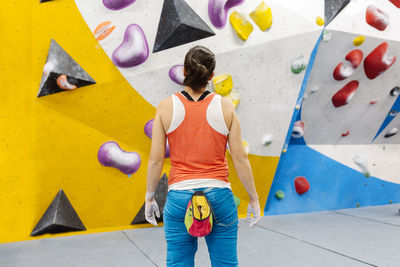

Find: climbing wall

[265,0,400,215]
[6,0,396,244]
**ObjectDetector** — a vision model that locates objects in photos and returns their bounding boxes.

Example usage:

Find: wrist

[249,194,259,202]
[145,192,155,202]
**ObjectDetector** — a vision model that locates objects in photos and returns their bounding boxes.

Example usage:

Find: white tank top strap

[166,94,185,134]
[206,94,229,136]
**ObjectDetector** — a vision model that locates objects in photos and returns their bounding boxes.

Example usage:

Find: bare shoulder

[157,96,173,111]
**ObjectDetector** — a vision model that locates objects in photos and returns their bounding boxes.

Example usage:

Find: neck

[184,86,207,96]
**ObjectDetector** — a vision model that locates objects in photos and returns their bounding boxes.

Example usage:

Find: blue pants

[163,187,239,267]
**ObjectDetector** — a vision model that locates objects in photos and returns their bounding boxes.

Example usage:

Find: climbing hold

[154,0,215,52]
[282,144,288,153]
[275,190,285,200]
[233,195,241,207]
[224,89,240,108]
[144,119,170,158]
[169,65,185,85]
[103,0,136,10]
[31,189,86,236]
[294,176,310,195]
[208,0,244,29]
[390,87,400,96]
[373,95,400,140]
[389,110,398,117]
[38,39,96,97]
[262,134,273,146]
[242,140,249,155]
[249,1,273,31]
[366,5,389,31]
[112,24,149,68]
[389,0,400,8]
[310,86,319,94]
[369,99,378,105]
[295,104,301,110]
[353,35,365,46]
[229,11,253,41]
[212,74,233,96]
[333,62,354,81]
[384,128,398,138]
[315,16,324,26]
[356,202,360,208]
[322,30,332,42]
[291,55,307,74]
[353,155,370,177]
[98,141,141,175]
[324,0,350,25]
[56,75,77,90]
[364,42,396,80]
[341,131,350,137]
[389,199,393,204]
[292,121,305,138]
[331,80,359,108]
[333,49,363,80]
[132,174,168,224]
[94,21,115,41]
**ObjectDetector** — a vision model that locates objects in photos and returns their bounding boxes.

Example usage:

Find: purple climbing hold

[103,0,136,10]
[144,119,170,158]
[98,141,141,175]
[208,0,245,29]
[112,24,149,68]
[169,65,185,85]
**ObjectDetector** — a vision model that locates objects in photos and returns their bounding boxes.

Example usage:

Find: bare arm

[227,110,259,202]
[146,101,167,199]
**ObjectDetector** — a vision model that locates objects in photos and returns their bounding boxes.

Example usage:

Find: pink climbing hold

[366,5,389,31]
[294,176,310,195]
[332,81,359,108]
[333,50,363,81]
[208,0,244,29]
[364,42,396,80]
[144,119,170,158]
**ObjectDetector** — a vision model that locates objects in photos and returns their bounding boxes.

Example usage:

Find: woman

[145,46,260,266]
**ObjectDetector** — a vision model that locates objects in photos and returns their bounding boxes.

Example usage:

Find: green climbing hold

[291,55,307,74]
[356,202,360,208]
[275,190,285,200]
[389,200,393,204]
[233,195,241,207]
[364,172,370,178]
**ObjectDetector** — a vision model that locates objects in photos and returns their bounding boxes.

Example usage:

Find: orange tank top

[166,92,229,186]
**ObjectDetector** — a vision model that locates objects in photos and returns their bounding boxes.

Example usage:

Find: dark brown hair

[183,46,216,92]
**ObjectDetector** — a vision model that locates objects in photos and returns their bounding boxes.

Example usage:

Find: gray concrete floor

[1,204,399,267]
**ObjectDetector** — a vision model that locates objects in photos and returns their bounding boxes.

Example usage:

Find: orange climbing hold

[56,75,77,90]
[94,21,116,41]
[294,177,310,195]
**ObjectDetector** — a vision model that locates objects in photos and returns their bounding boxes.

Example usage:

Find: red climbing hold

[364,42,396,79]
[294,176,310,195]
[341,131,350,137]
[333,50,363,81]
[366,5,389,31]
[332,80,359,108]
[389,0,400,8]
[345,50,363,68]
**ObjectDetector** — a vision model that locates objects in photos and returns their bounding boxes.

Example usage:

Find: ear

[208,72,214,81]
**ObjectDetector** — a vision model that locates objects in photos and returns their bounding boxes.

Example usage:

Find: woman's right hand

[246,199,261,228]
[145,192,160,226]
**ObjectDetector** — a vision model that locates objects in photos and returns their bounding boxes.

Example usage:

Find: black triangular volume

[131,174,168,224]
[37,39,96,97]
[40,0,54,2]
[31,189,86,236]
[153,0,215,53]
[325,0,350,25]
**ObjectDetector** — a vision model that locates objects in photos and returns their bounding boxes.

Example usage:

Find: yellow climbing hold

[249,1,273,31]
[316,16,324,26]
[229,11,253,41]
[242,140,249,155]
[224,89,240,108]
[212,74,233,96]
[353,35,365,46]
